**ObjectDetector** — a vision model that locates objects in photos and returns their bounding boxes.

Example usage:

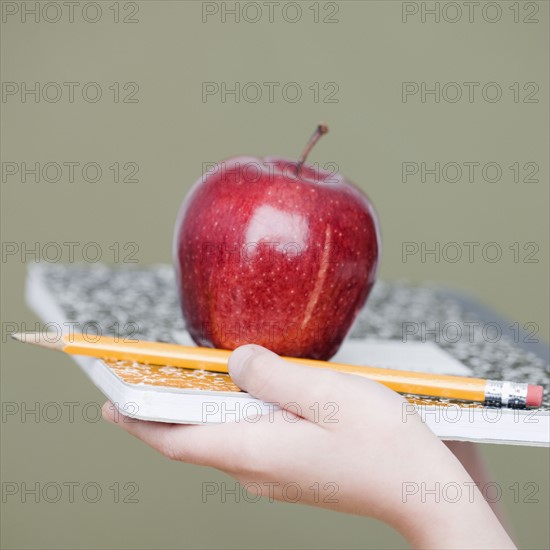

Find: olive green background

[1,1,549,548]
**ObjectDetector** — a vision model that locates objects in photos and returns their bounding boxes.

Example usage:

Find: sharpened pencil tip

[10,332,64,350]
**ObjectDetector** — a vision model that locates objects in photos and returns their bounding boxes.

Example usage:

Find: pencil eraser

[526,385,543,408]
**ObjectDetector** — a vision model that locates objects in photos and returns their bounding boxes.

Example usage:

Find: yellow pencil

[12,332,543,408]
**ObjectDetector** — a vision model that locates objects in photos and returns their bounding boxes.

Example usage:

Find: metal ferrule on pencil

[484,380,531,408]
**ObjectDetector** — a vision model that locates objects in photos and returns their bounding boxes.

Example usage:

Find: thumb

[228,344,343,423]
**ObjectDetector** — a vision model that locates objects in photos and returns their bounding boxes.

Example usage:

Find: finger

[102,401,220,466]
[228,345,350,423]
[102,401,283,471]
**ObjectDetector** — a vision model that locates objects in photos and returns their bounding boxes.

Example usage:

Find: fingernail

[228,345,258,384]
[102,401,115,423]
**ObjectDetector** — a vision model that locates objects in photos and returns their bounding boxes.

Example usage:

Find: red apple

[173,125,380,360]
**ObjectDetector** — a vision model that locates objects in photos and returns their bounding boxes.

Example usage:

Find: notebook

[23,263,549,447]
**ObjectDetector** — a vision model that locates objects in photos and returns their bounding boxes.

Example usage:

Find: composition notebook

[23,263,549,447]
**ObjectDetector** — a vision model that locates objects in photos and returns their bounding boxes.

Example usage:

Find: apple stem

[296,123,329,176]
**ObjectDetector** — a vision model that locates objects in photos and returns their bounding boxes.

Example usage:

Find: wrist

[390,450,516,549]
[389,441,515,550]
[402,497,515,549]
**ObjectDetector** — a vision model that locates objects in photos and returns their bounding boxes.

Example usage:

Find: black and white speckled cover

[27,262,549,410]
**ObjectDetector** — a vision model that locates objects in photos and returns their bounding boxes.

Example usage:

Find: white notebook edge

[24,264,550,447]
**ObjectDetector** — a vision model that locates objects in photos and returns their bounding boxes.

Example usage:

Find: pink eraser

[526,385,544,408]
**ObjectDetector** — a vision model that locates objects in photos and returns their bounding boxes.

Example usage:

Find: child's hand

[102,345,515,549]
